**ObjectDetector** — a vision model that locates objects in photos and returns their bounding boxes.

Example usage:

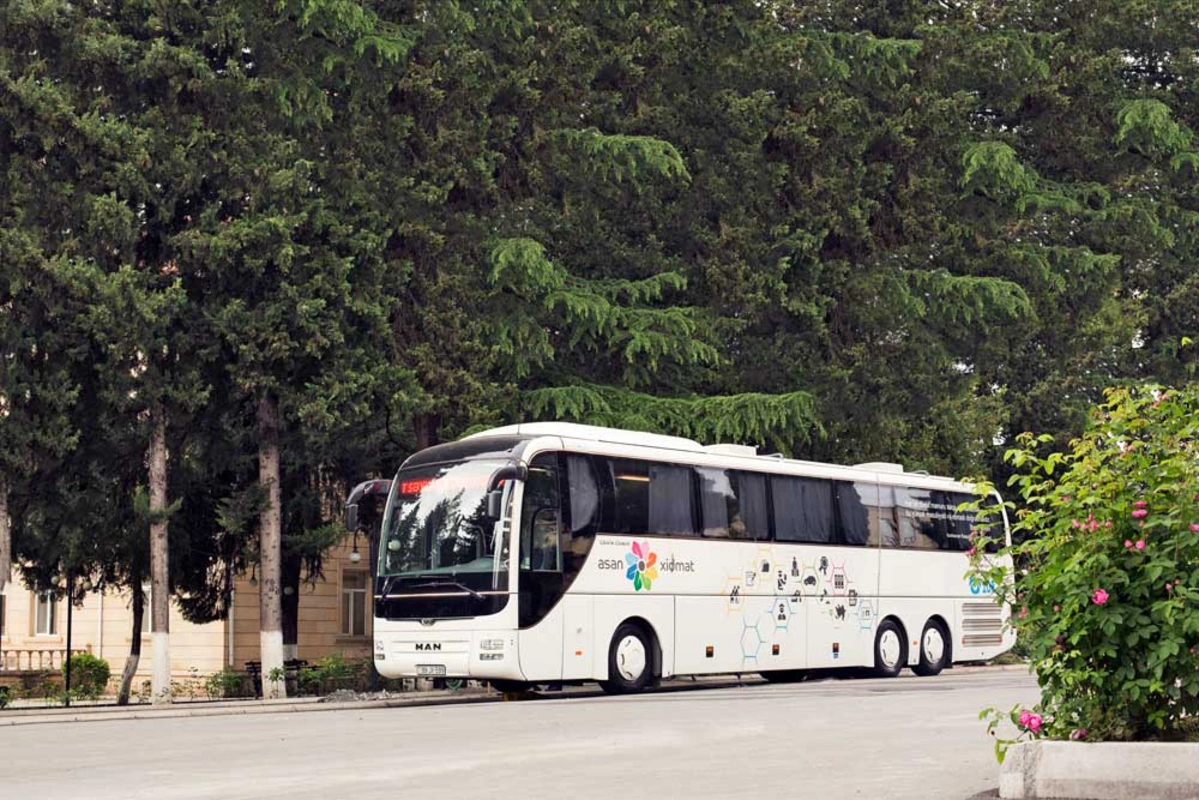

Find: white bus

[345,422,1012,694]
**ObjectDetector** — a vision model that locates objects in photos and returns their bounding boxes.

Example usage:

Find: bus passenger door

[517,454,565,680]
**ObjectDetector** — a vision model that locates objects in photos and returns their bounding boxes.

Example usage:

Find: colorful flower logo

[625,541,659,591]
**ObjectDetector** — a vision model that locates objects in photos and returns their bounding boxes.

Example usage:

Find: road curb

[1000,741,1199,799]
[0,663,1029,726]
[0,690,500,727]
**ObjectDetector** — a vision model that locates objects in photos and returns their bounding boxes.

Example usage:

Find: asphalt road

[6,669,1037,800]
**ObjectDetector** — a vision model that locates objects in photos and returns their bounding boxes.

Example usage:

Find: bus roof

[463,422,705,453]
[461,423,964,487]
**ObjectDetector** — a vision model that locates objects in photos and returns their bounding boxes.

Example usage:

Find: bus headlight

[480,638,505,651]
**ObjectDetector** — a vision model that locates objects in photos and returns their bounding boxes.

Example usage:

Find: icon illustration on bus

[625,541,659,591]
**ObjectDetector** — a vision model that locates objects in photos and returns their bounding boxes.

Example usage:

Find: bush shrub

[63,653,111,700]
[297,653,369,695]
[971,386,1199,753]
[204,668,254,699]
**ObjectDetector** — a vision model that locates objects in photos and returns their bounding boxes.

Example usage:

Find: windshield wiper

[408,579,484,601]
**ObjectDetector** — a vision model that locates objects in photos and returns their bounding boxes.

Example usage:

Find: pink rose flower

[1070,728,1088,741]
[1133,500,1148,509]
[1028,714,1043,733]
[1135,540,1145,550]
[1124,540,1133,548]
[1019,710,1032,727]
[1092,588,1109,605]
[1131,509,1148,519]
[1190,523,1199,533]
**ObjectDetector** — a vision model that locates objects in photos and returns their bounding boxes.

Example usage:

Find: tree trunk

[0,477,10,592]
[281,553,300,662]
[413,412,441,451]
[149,402,172,705]
[257,392,286,698]
[116,584,144,705]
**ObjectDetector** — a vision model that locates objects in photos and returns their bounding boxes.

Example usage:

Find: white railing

[0,648,89,672]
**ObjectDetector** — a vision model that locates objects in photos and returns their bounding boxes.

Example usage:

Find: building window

[34,591,57,636]
[341,572,367,637]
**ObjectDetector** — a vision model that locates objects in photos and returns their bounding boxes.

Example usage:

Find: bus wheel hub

[879,630,901,668]
[616,635,647,681]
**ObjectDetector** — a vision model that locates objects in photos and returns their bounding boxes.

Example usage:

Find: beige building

[0,533,372,690]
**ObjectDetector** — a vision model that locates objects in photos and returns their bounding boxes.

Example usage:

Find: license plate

[416,664,446,676]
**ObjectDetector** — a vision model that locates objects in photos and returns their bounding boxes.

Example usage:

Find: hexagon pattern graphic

[719,548,876,665]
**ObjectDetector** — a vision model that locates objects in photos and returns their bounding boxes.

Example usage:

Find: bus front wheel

[912,620,950,677]
[872,619,907,678]
[600,623,654,695]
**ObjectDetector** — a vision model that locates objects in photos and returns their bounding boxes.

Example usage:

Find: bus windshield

[379,460,511,594]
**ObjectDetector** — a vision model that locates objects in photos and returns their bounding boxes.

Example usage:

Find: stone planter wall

[1000,740,1199,799]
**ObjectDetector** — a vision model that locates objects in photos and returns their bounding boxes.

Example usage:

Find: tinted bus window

[895,487,941,549]
[838,482,873,546]
[772,476,835,543]
[604,458,695,536]
[697,468,769,540]
[931,491,979,551]
[566,455,600,537]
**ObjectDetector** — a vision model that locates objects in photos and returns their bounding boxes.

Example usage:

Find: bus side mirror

[484,463,526,519]
[344,479,392,532]
[486,489,504,520]
[486,463,527,492]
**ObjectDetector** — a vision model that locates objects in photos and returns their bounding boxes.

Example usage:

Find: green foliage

[203,668,254,700]
[971,386,1199,749]
[553,128,691,188]
[523,386,821,452]
[960,142,1039,201]
[63,653,111,700]
[5,0,1199,655]
[297,652,368,695]
[1114,99,1193,159]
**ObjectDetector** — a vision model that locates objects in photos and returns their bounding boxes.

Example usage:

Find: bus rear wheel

[760,670,808,683]
[872,619,907,678]
[600,623,654,695]
[912,620,950,677]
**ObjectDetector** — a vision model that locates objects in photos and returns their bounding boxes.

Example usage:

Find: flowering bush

[972,385,1199,754]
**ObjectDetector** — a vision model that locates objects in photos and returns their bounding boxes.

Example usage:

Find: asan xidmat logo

[625,541,658,591]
